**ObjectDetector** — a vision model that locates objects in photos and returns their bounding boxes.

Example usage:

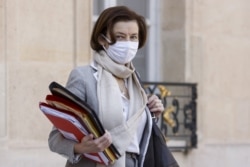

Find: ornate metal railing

[142,82,197,153]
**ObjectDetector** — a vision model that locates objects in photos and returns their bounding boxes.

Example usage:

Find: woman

[48,6,164,167]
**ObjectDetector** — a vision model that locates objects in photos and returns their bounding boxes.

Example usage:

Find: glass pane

[93,0,105,15]
[116,0,149,18]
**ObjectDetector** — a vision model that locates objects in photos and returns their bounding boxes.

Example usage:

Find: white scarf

[94,51,147,167]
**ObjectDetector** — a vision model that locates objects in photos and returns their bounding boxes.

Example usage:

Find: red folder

[39,103,109,165]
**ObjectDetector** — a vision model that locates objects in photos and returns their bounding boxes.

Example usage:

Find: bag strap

[134,71,158,121]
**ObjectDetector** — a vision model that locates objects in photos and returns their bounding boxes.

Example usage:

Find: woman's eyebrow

[115,32,126,35]
[115,32,138,36]
[130,33,138,36]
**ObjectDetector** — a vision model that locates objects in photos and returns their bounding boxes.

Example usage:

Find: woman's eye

[131,36,138,41]
[116,36,124,40]
[115,35,138,41]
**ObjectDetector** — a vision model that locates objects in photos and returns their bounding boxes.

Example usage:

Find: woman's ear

[98,35,107,47]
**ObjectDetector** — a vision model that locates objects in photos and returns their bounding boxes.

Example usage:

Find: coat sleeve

[48,126,82,163]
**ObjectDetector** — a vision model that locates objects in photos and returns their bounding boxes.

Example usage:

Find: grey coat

[48,65,152,167]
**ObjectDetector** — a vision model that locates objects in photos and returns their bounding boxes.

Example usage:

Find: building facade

[0,0,250,166]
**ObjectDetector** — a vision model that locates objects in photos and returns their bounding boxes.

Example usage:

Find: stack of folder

[39,82,121,165]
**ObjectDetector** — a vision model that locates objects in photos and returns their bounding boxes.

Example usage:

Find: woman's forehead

[112,21,139,35]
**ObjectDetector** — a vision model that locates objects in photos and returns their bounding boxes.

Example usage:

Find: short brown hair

[90,6,147,51]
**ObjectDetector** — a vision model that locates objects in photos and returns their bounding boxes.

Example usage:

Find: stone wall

[160,0,186,82]
[161,0,250,166]
[0,0,92,166]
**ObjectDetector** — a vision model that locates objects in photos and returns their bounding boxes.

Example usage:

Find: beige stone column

[0,0,6,138]
[175,0,250,166]
[160,0,186,82]
[0,0,92,166]
[2,0,91,145]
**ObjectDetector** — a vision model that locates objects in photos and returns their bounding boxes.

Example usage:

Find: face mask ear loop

[101,34,112,43]
[102,44,108,51]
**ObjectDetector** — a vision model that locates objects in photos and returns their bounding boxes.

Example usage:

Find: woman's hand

[74,130,112,154]
[147,94,164,118]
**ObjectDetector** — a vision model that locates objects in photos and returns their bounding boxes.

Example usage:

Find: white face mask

[102,35,139,64]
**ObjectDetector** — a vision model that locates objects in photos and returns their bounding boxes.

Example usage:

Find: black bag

[143,119,179,167]
[134,71,179,167]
